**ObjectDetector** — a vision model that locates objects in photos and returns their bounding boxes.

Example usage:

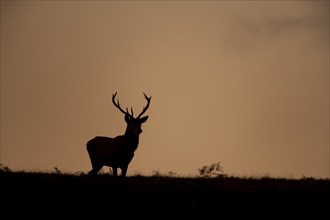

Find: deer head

[112,91,151,136]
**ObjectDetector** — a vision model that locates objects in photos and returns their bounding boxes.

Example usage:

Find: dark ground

[1,170,329,219]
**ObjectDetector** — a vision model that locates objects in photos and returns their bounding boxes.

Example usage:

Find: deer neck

[123,132,140,147]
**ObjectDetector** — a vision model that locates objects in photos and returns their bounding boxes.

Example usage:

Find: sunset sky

[1,0,329,178]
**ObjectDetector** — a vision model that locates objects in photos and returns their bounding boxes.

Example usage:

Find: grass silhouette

[1,166,329,219]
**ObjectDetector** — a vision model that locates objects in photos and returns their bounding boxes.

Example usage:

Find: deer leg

[112,167,118,177]
[88,162,102,175]
[88,167,102,175]
[121,166,128,177]
[88,169,97,175]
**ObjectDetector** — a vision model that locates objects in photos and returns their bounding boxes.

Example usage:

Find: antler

[137,93,152,119]
[112,92,131,116]
[112,92,151,119]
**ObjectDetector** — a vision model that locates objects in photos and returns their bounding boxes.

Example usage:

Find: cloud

[222,4,329,53]
[249,13,327,36]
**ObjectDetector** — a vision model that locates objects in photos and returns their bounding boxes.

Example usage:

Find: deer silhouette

[86,91,151,177]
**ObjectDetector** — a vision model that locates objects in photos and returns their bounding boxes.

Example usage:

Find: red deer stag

[87,91,151,177]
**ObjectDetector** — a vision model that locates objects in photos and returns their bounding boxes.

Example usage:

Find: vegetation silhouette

[1,165,329,219]
[198,161,227,178]
[86,92,151,177]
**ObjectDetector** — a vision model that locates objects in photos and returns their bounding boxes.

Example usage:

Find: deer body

[87,92,151,177]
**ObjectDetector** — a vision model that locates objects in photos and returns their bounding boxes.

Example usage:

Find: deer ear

[140,116,148,123]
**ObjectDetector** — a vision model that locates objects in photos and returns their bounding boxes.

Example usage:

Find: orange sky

[1,1,329,178]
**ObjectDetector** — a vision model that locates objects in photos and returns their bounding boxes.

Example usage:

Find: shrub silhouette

[198,161,227,178]
[0,163,11,173]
